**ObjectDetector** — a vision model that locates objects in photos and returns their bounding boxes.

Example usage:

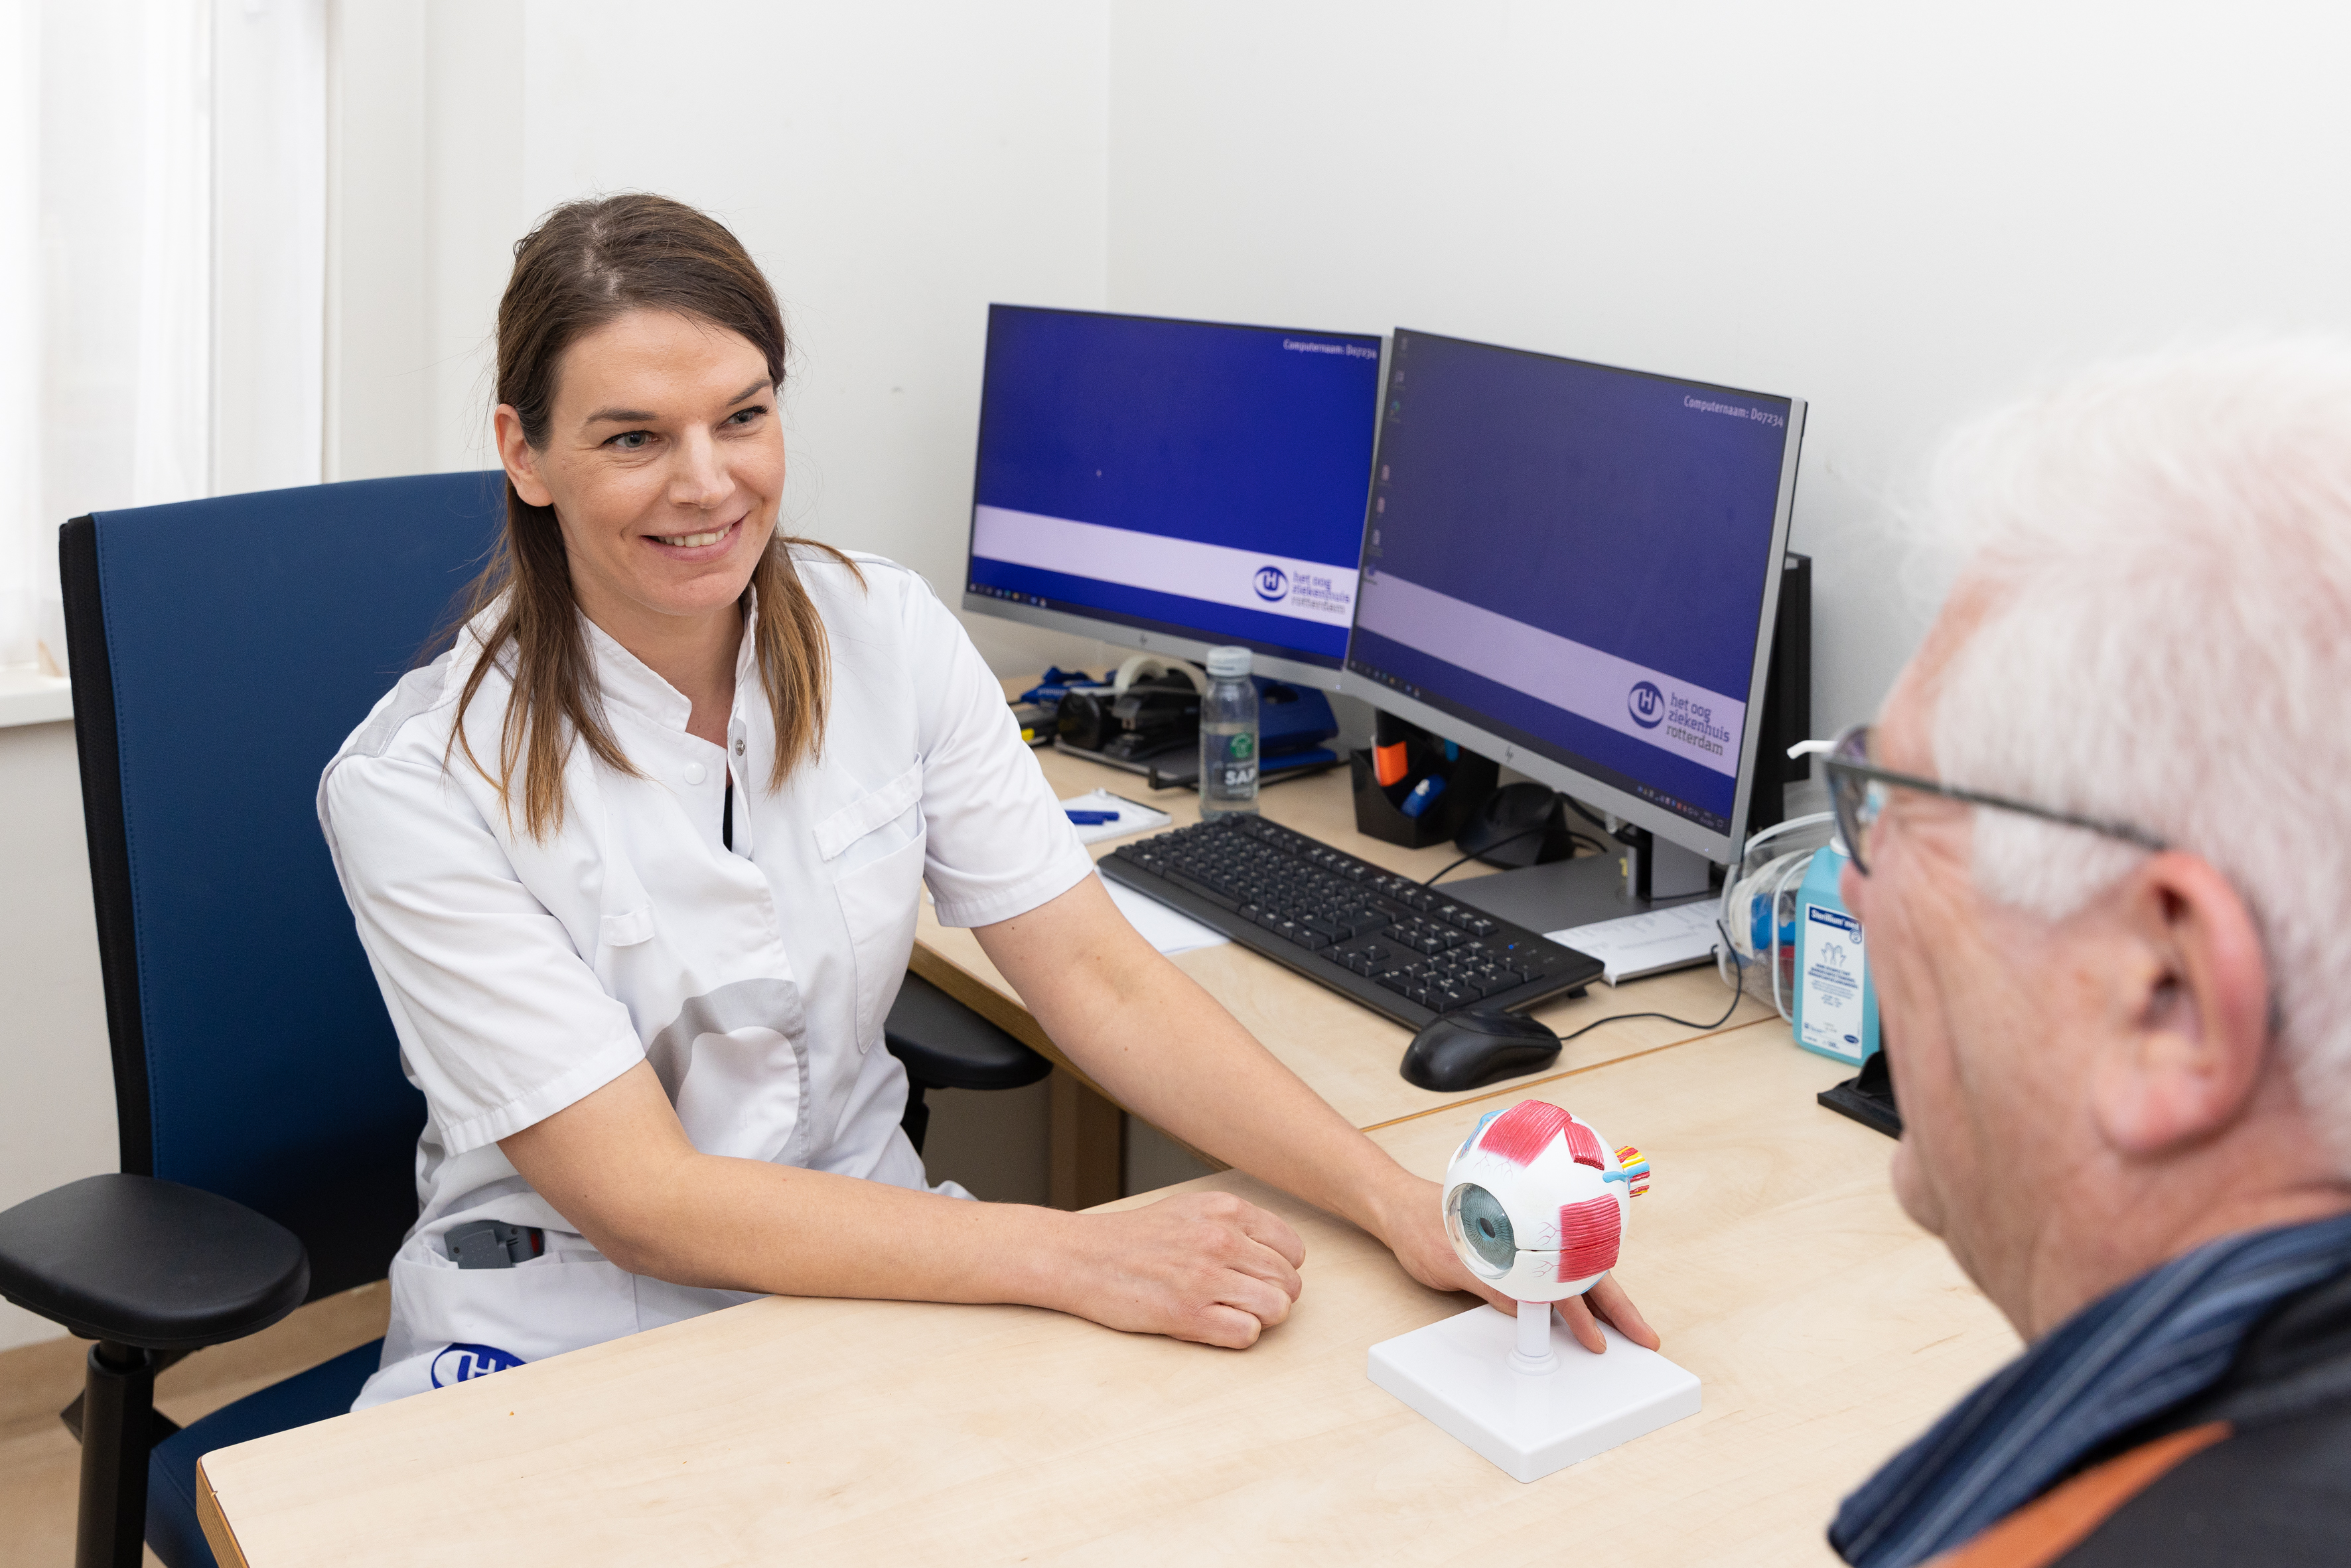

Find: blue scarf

[1830,1212,2351,1567]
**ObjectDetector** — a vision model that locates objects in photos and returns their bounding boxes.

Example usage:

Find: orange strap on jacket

[1924,1421,2231,1568]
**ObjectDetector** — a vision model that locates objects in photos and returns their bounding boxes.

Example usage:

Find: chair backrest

[60,472,508,1299]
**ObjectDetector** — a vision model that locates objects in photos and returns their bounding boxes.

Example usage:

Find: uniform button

[683,762,707,786]
[733,738,745,756]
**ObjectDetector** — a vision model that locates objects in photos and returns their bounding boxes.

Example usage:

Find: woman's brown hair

[444,193,857,838]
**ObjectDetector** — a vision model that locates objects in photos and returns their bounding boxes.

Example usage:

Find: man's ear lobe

[2091,853,2272,1157]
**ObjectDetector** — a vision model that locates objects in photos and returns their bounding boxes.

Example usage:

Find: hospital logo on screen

[1628,681,1666,729]
[1254,565,1290,602]
[431,1342,526,1388]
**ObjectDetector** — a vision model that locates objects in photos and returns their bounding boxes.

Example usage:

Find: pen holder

[1348,743,1496,849]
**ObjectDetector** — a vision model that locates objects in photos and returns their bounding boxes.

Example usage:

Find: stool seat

[884,973,1052,1092]
[0,1175,309,1351]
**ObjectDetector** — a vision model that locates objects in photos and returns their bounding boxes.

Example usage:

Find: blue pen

[1065,809,1119,825]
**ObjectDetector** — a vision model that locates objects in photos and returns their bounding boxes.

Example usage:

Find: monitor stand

[1443,831,1713,937]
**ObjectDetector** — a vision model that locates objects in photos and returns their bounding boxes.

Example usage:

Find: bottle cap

[1206,646,1252,677]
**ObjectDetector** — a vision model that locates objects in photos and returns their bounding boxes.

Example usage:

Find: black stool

[883,972,1053,1154]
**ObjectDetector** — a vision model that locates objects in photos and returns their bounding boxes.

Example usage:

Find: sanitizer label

[1800,904,1868,1062]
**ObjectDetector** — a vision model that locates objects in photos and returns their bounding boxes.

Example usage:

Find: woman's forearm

[500,1058,1308,1346]
[977,877,1423,1244]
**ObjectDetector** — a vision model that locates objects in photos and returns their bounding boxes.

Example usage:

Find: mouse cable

[1551,920,1747,1044]
[1421,826,1608,888]
[1563,794,1614,833]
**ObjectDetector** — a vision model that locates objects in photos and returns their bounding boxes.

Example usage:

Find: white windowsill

[0,667,73,729]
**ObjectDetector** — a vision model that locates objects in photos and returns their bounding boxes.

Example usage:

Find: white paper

[1102,878,1230,957]
[1058,788,1174,845]
[1547,898,1724,987]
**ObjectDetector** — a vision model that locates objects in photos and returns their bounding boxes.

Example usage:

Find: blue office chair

[0,472,1058,1567]
[0,473,502,1567]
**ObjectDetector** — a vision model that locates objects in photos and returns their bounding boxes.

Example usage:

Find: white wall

[0,720,115,1350]
[1104,1,2351,733]
[328,0,1124,675]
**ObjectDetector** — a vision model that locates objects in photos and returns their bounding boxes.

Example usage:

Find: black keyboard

[1100,814,1604,1029]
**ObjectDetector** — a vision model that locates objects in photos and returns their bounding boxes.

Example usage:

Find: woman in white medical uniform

[321,194,1655,1408]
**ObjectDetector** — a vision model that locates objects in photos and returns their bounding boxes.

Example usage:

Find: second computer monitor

[962,305,1384,687]
[1348,328,1805,865]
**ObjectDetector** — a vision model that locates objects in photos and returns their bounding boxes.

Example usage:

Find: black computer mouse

[1399,1009,1563,1092]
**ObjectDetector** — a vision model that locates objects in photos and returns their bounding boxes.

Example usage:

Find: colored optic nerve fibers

[1610,1145,1652,1197]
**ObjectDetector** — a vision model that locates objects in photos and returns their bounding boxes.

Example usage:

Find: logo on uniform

[431,1342,526,1388]
[1627,681,1665,729]
[1254,565,1290,601]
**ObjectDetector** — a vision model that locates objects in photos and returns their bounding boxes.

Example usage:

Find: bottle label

[1213,733,1256,794]
[1799,904,1867,1062]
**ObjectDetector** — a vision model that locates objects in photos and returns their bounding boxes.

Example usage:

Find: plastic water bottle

[1199,646,1259,816]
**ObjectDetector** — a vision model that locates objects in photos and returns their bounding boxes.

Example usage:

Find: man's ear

[494,405,555,509]
[2090,852,2273,1157]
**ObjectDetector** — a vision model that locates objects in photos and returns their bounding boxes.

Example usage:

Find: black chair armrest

[0,1174,308,1350]
[884,973,1052,1093]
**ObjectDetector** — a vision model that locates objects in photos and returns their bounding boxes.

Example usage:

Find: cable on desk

[1551,920,1748,1043]
[1564,795,1614,834]
[1421,825,1608,888]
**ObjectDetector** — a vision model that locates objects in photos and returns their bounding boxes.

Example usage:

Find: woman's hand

[1365,1171,1662,1354]
[1040,1190,1307,1348]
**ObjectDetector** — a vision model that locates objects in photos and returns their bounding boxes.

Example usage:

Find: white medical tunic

[318,551,1094,1409]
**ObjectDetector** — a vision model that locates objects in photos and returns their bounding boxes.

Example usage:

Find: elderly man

[1823,343,2351,1567]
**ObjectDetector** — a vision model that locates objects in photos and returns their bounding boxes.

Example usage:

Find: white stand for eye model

[1366,1299,1701,1484]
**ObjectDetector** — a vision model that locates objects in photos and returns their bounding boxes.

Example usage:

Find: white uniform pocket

[819,764,927,1052]
[600,905,654,947]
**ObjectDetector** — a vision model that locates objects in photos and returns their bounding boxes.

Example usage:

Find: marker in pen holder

[1348,713,1496,848]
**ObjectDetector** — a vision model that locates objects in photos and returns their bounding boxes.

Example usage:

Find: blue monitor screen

[1346,329,1796,835]
[966,306,1384,669]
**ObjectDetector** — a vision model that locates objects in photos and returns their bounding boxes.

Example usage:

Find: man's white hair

[1925,340,2351,1157]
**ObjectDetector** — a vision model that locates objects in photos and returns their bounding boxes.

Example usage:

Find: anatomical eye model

[1368,1098,1691,1482]
[1443,1101,1648,1370]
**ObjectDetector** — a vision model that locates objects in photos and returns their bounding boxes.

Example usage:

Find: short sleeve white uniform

[318,551,1094,1409]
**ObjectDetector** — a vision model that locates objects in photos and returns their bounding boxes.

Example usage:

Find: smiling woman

[448,194,855,837]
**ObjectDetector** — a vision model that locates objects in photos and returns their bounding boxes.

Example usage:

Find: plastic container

[1792,841,1880,1065]
[1198,646,1260,816]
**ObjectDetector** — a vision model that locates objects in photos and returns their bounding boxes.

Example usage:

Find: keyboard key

[1165,870,1238,909]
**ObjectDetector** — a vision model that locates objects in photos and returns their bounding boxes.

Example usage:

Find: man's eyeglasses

[1821,723,2168,875]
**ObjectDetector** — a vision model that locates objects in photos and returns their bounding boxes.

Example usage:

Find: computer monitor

[962,305,1384,688]
[1346,328,1806,877]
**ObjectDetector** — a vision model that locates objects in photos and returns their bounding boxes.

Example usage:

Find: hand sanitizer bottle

[1199,647,1259,816]
[1793,840,1881,1064]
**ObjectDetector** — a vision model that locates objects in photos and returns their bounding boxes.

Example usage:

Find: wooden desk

[198,1025,2016,1567]
[918,745,1775,1202]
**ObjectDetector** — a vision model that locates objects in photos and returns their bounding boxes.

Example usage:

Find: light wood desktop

[922,744,1776,1204]
[196,1024,2015,1567]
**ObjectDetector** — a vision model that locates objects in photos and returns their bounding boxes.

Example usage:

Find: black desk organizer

[1348,729,1498,849]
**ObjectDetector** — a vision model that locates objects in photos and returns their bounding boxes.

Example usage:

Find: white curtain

[0,0,48,669]
[0,0,322,672]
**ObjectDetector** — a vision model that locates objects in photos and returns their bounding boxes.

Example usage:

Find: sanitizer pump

[1793,841,1880,1065]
